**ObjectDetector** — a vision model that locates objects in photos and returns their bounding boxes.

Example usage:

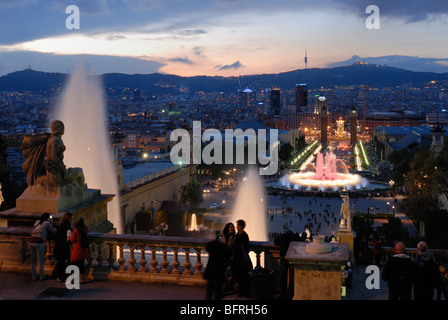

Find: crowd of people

[29,212,89,282]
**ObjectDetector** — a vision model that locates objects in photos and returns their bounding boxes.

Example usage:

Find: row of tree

[388,141,448,248]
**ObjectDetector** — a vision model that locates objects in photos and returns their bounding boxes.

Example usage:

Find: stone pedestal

[285,241,349,300]
[0,194,115,233]
[16,186,101,213]
[337,230,356,262]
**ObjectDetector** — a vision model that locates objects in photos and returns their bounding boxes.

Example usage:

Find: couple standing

[204,219,253,299]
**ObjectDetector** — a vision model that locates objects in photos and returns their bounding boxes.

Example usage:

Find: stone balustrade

[0,227,281,287]
[365,246,448,265]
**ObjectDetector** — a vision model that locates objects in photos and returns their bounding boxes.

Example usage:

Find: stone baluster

[171,247,180,274]
[118,244,126,272]
[160,246,169,274]
[86,242,95,278]
[149,246,158,273]
[183,248,192,276]
[107,243,116,270]
[138,245,147,273]
[128,245,137,272]
[44,241,53,266]
[253,247,263,269]
[95,240,106,270]
[193,247,203,277]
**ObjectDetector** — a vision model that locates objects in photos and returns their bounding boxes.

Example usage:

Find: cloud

[175,29,207,36]
[46,0,112,16]
[0,51,163,76]
[167,57,193,64]
[0,0,38,8]
[217,61,243,70]
[193,46,205,57]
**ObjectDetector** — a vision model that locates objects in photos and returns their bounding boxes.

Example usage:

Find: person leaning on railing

[29,212,53,281]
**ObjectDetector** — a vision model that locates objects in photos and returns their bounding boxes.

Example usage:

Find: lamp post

[387,202,390,214]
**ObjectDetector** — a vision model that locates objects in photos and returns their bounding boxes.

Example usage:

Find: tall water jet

[53,64,123,233]
[188,213,199,231]
[230,166,267,241]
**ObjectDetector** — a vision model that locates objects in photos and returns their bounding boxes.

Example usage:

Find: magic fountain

[280,151,369,192]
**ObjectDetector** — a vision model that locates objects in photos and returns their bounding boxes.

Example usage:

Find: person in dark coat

[203,231,228,300]
[53,212,73,282]
[222,222,236,291]
[274,230,300,299]
[232,219,253,297]
[382,242,415,300]
[413,241,440,300]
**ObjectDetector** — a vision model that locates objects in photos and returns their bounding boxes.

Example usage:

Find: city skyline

[1,1,448,77]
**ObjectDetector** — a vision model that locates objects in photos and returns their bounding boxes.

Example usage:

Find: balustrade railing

[366,246,448,265]
[0,227,281,287]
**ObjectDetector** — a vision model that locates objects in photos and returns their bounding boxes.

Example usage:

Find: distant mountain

[1,64,447,94]
[328,55,448,73]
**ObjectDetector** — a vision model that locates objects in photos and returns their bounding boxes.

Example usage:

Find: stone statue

[21,120,85,196]
[339,195,352,232]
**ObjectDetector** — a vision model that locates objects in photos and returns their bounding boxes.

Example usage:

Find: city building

[350,106,358,146]
[372,125,448,160]
[270,87,281,115]
[320,105,328,147]
[296,84,308,113]
[363,111,425,135]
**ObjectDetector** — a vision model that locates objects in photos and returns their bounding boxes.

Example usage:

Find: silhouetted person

[437,265,448,300]
[413,241,440,300]
[222,222,236,291]
[382,242,414,300]
[232,219,253,297]
[274,230,300,299]
[203,231,228,300]
[53,212,72,282]
[373,239,382,267]
[29,212,53,280]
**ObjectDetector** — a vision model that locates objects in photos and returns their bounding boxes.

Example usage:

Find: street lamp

[387,201,390,214]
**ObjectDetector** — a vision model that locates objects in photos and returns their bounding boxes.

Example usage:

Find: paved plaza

[202,185,405,240]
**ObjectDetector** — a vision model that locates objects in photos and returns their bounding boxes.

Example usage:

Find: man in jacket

[382,242,414,300]
[413,241,440,300]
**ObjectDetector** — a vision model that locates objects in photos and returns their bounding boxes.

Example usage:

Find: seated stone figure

[22,120,85,196]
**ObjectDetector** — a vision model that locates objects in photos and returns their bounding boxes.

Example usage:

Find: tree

[179,178,203,212]
[279,143,294,164]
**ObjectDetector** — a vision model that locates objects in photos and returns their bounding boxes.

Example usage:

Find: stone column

[337,230,356,262]
[285,241,349,300]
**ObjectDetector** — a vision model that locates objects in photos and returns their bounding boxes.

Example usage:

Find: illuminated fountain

[230,166,267,241]
[53,64,123,233]
[280,151,369,192]
[187,213,199,232]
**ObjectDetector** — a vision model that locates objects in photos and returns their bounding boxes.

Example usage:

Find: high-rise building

[320,105,328,147]
[314,96,328,115]
[296,84,307,113]
[270,87,281,115]
[350,106,358,146]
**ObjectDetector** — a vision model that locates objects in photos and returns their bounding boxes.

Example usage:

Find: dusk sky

[1,0,448,76]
